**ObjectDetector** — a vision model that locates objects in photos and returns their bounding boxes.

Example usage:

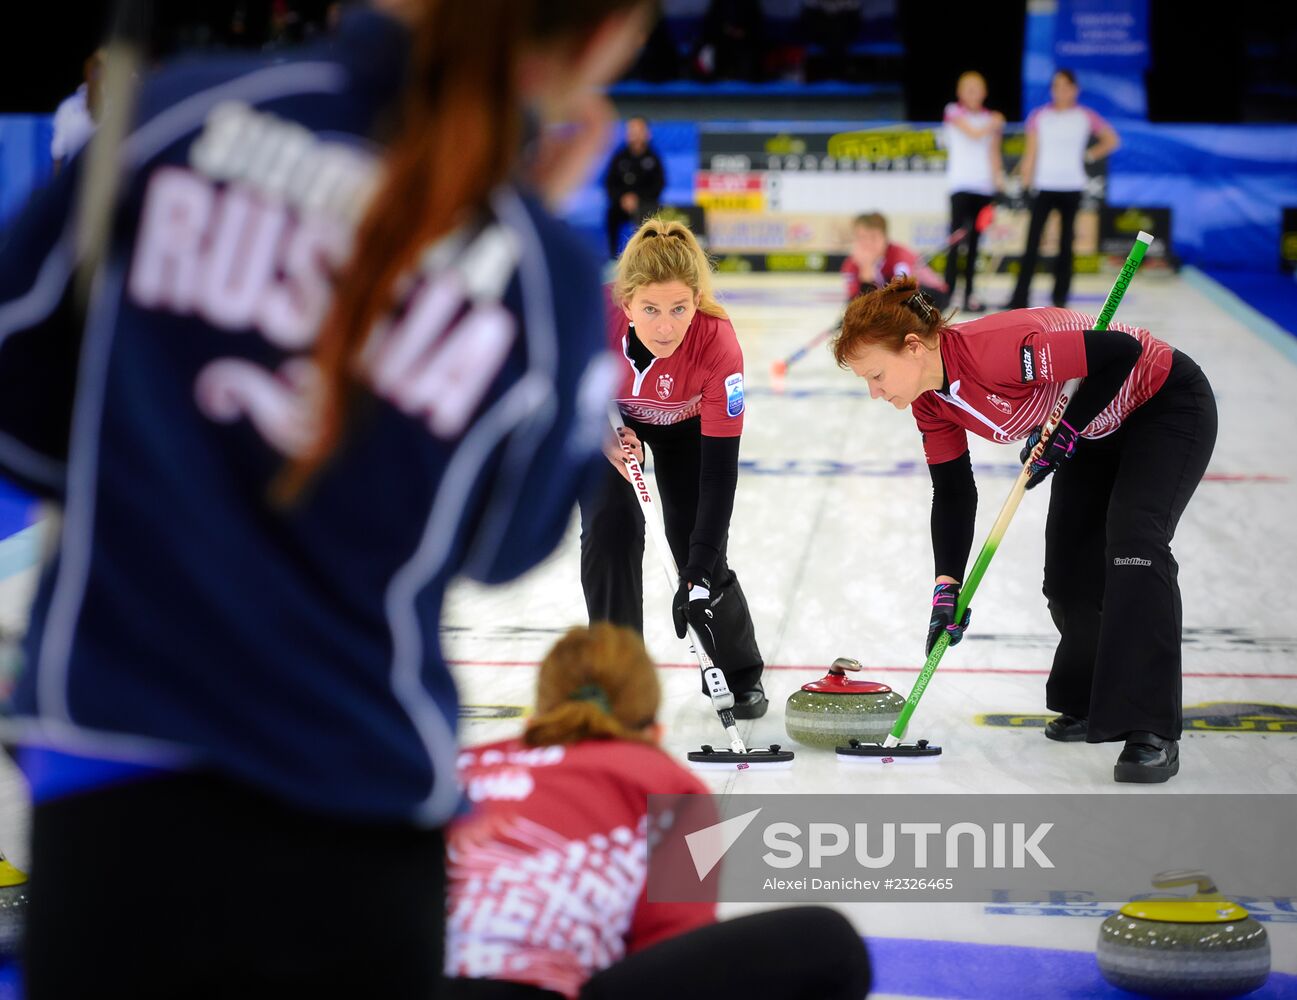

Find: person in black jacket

[603,116,666,257]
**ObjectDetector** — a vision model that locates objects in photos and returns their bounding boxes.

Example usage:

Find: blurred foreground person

[444,625,872,1000]
[0,1,656,995]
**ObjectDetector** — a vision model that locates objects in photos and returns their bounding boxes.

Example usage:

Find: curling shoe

[1114,732,1179,784]
[1044,714,1088,742]
[731,682,769,720]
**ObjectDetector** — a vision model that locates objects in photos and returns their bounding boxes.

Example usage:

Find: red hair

[832,276,947,367]
[278,0,651,501]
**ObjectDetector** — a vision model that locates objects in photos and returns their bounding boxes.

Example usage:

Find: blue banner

[1055,0,1149,119]
[1054,0,1149,69]
[0,115,54,224]
[1025,1,1150,120]
[1108,123,1297,270]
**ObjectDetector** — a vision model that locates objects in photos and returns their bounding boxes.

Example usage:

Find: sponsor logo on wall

[1099,205,1172,261]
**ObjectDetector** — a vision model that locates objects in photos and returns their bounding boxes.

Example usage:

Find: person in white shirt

[50,50,104,172]
[1006,68,1120,310]
[942,71,1004,313]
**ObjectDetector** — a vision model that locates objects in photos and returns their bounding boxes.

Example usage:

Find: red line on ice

[448,660,1297,681]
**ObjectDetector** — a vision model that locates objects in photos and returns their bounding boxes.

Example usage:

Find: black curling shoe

[1114,732,1179,783]
[731,683,769,720]
[1044,714,1088,742]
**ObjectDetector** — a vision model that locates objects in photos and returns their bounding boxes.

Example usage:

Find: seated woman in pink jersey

[832,279,1216,784]
[841,212,949,308]
[443,624,871,1000]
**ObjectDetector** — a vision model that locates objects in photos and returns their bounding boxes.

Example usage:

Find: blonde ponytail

[613,216,727,320]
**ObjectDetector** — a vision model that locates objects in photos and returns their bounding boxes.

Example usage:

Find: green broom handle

[884,231,1155,746]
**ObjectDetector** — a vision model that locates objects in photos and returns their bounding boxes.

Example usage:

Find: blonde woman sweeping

[581,218,765,717]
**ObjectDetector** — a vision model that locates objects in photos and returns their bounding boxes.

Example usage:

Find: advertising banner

[1099,205,1172,260]
[697,125,1107,270]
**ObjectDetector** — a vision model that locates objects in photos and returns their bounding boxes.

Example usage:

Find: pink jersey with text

[445,738,715,999]
[911,308,1173,465]
[608,296,745,437]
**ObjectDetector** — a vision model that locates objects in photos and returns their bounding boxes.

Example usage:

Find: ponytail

[523,624,660,747]
[279,0,653,502]
[525,700,650,747]
[832,275,949,367]
[614,215,726,320]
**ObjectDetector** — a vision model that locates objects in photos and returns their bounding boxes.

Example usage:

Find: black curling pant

[1009,189,1082,308]
[579,418,763,695]
[444,906,871,1000]
[1042,351,1217,743]
[944,191,994,303]
[24,772,446,1000]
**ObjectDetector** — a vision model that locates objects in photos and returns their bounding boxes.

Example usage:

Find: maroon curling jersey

[607,295,745,438]
[446,737,715,998]
[841,242,945,300]
[911,308,1174,465]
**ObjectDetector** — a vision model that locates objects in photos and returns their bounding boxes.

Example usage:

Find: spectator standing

[1006,69,1120,309]
[942,71,1003,313]
[603,116,666,257]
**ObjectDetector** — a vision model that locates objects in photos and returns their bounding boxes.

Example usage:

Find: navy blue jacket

[0,12,609,825]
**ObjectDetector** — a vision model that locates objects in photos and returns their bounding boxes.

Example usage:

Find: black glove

[673,570,721,662]
[926,582,972,656]
[1019,419,1079,490]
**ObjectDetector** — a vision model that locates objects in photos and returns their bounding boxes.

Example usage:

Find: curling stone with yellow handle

[784,658,906,748]
[1096,869,1269,997]
[0,851,28,961]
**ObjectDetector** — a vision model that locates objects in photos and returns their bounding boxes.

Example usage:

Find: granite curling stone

[0,853,28,962]
[1096,870,1269,997]
[785,657,906,748]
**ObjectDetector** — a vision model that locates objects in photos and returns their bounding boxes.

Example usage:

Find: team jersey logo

[725,372,744,417]
[1020,346,1035,382]
[656,373,674,400]
[986,393,1012,415]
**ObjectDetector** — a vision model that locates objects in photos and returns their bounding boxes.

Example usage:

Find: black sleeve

[1061,330,1143,431]
[604,148,625,197]
[643,148,666,202]
[930,451,977,582]
[687,434,740,579]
